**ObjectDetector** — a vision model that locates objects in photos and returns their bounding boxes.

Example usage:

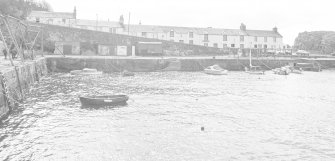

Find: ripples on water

[1,71,335,160]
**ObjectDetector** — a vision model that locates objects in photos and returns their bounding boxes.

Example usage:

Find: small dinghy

[204,64,228,75]
[272,66,290,75]
[79,95,129,107]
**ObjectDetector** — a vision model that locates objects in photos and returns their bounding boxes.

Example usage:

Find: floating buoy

[201,126,205,131]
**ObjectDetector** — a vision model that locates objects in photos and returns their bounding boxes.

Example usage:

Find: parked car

[296,50,310,56]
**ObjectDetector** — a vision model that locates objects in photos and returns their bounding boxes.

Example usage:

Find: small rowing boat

[79,95,129,107]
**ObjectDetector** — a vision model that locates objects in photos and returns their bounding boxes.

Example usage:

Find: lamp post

[249,42,253,67]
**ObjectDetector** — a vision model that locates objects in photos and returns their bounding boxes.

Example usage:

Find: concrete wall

[0,58,48,120]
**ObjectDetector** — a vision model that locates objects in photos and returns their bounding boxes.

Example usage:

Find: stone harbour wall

[46,56,335,72]
[0,57,48,120]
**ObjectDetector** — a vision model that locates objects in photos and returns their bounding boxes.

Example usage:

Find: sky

[45,0,335,45]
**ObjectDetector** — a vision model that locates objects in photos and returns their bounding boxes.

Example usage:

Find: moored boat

[246,48,265,75]
[79,95,129,107]
[294,63,321,72]
[272,66,290,75]
[204,64,228,75]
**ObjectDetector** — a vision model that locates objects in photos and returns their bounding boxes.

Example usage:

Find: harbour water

[1,71,335,160]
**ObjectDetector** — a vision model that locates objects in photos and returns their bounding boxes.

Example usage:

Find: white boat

[245,49,265,75]
[70,68,103,75]
[287,63,303,74]
[204,64,228,75]
[272,66,290,75]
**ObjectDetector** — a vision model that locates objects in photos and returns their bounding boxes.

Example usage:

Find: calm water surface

[1,71,335,161]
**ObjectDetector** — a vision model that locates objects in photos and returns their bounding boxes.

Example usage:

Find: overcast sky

[46,0,335,45]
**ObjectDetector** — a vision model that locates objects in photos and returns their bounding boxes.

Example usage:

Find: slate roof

[127,24,282,37]
[28,11,74,19]
[246,30,283,38]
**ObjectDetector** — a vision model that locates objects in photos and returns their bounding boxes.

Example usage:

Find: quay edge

[46,56,335,72]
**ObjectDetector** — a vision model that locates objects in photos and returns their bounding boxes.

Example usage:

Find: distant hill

[294,31,335,54]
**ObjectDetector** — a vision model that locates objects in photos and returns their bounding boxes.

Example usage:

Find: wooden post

[41,27,44,57]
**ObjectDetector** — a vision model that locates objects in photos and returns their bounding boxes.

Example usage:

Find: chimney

[273,27,278,33]
[240,23,246,31]
[73,6,77,19]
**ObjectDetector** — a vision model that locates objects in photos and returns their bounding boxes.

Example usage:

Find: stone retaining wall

[0,58,48,120]
[46,56,335,72]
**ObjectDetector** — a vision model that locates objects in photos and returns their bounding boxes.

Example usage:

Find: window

[36,17,40,23]
[141,32,147,37]
[264,37,267,42]
[240,36,244,42]
[204,34,209,41]
[170,31,174,37]
[254,45,258,48]
[264,44,267,49]
[254,36,258,42]
[179,40,184,43]
[258,44,262,48]
[213,43,218,48]
[223,44,227,48]
[273,37,276,42]
[223,35,227,41]
[109,28,116,33]
[62,19,66,23]
[240,44,244,49]
[47,19,53,24]
[189,32,193,38]
[231,44,235,48]
[204,43,208,47]
[189,40,193,44]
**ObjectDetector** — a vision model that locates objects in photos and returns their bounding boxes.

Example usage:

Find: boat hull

[79,95,129,107]
[246,71,264,75]
[204,70,228,75]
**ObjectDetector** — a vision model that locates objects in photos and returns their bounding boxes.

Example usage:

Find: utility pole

[128,12,130,35]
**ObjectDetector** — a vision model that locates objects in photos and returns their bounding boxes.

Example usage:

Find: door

[63,45,72,55]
